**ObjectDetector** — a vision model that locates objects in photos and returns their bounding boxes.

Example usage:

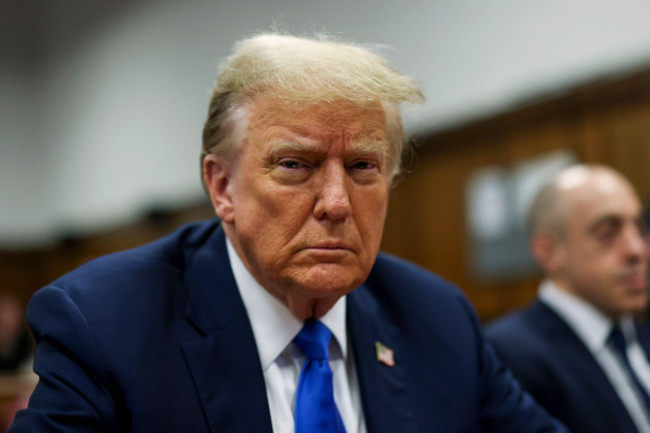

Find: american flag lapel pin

[375,341,395,367]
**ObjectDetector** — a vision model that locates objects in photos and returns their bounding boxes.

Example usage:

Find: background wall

[383,68,650,319]
[2,0,650,248]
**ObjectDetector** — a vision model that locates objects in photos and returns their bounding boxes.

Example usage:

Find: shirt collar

[539,280,614,352]
[226,237,348,370]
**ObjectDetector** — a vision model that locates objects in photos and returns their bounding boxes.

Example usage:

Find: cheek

[355,189,389,243]
[568,244,608,272]
[578,261,613,288]
[234,173,285,218]
[235,187,312,252]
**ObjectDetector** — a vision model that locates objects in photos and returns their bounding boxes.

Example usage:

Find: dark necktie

[609,326,650,412]
[293,319,346,433]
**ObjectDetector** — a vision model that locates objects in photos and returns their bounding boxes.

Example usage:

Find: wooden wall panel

[381,67,650,321]
[578,102,650,199]
[0,251,48,306]
[0,202,216,304]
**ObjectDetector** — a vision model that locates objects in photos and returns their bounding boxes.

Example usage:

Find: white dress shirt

[540,280,650,433]
[226,238,367,433]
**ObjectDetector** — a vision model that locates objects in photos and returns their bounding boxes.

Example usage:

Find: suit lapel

[181,225,273,433]
[636,322,650,360]
[347,285,419,433]
[532,301,639,432]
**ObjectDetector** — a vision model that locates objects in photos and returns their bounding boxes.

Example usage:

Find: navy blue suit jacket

[487,300,650,433]
[10,220,566,432]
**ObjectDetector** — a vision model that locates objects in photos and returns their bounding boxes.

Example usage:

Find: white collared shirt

[540,280,650,433]
[226,238,366,433]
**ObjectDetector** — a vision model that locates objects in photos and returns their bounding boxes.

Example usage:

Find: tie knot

[293,320,332,360]
[609,326,628,359]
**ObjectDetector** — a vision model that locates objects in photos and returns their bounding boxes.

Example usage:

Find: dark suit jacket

[10,220,566,432]
[486,299,650,433]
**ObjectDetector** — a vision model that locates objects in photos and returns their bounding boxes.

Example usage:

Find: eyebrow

[587,215,620,230]
[267,138,390,158]
[585,213,644,235]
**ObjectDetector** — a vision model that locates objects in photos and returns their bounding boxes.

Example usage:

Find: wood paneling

[0,202,215,307]
[381,66,650,321]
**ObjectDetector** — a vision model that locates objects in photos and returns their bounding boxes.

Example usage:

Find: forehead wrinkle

[267,119,385,142]
[251,97,386,136]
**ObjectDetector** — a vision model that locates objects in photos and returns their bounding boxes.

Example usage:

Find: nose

[622,224,648,265]
[313,161,352,221]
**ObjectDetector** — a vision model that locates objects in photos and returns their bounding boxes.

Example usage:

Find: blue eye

[280,160,302,169]
[350,161,377,170]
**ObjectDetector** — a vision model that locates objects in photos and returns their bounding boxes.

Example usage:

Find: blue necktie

[609,326,650,412]
[293,319,346,433]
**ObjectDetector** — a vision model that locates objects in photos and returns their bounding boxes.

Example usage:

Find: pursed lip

[301,240,354,251]
[619,269,647,289]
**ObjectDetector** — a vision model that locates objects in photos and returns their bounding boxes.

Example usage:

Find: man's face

[557,174,648,319]
[205,95,392,318]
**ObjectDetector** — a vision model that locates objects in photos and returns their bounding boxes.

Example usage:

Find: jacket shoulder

[485,301,557,347]
[362,252,480,332]
[370,252,462,299]
[49,219,219,294]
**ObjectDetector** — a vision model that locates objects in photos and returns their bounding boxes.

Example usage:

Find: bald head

[529,164,639,238]
[528,164,647,319]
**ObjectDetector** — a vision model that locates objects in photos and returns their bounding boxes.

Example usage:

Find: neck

[548,278,624,322]
[284,294,340,321]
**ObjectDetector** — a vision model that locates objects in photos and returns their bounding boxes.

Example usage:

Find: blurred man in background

[487,164,650,433]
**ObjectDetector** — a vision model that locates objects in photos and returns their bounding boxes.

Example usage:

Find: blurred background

[1,0,650,419]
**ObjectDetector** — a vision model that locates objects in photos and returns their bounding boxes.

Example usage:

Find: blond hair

[201,33,423,181]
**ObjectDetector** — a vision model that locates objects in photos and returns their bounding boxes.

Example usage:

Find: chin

[621,298,649,315]
[297,267,366,297]
[300,280,358,297]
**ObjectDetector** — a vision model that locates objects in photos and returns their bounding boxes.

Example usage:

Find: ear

[530,230,565,275]
[203,154,236,223]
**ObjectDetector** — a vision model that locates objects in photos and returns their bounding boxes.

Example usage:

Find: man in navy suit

[9,33,567,432]
[487,164,650,433]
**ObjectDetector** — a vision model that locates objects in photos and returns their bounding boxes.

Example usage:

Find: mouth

[310,241,353,250]
[619,271,647,290]
[299,241,355,257]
